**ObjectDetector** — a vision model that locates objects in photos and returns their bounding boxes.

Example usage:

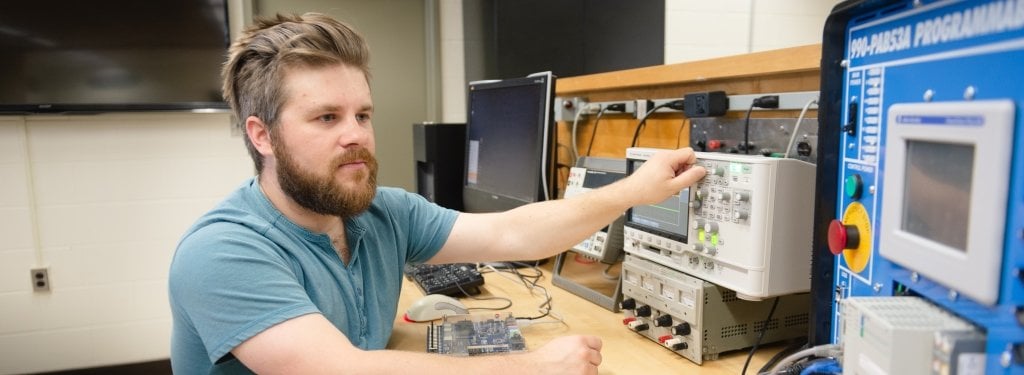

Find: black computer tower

[412,123,466,210]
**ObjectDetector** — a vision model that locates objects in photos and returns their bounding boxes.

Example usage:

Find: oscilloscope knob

[696,188,709,200]
[728,191,749,202]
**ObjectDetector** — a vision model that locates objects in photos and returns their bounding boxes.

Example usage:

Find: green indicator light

[845,174,863,199]
[711,233,719,246]
[698,230,706,243]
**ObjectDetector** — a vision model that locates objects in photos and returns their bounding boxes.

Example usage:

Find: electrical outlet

[639,98,685,117]
[31,267,50,292]
[587,100,636,116]
[684,91,729,117]
[557,98,637,120]
[554,96,588,122]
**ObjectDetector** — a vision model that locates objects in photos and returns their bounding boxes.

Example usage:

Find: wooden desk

[389,257,789,374]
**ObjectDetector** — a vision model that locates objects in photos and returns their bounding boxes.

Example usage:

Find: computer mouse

[403,294,469,322]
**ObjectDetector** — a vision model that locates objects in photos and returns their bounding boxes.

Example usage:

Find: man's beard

[274,141,379,219]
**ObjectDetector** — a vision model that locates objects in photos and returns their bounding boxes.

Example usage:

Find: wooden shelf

[551,44,822,196]
[556,44,821,95]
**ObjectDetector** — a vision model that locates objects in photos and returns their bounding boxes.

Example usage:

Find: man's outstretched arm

[430,147,707,264]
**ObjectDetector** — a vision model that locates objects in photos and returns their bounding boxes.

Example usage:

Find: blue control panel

[829,0,1024,372]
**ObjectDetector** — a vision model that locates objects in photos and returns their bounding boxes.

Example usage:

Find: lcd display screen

[465,80,546,203]
[901,140,974,251]
[626,159,689,242]
[581,170,624,189]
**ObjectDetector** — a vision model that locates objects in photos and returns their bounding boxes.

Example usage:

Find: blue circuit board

[427,313,527,356]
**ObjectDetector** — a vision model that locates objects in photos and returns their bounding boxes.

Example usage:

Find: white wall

[665,0,838,64]
[440,0,468,124]
[0,113,252,374]
[0,0,430,372]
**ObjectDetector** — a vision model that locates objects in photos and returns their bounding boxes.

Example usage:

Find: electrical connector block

[683,91,729,117]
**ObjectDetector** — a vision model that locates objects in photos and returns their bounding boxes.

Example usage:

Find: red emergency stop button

[828,219,860,255]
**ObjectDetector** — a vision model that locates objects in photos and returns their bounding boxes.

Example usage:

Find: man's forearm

[435,148,705,265]
[483,179,636,261]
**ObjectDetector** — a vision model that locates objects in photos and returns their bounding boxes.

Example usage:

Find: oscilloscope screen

[625,159,690,242]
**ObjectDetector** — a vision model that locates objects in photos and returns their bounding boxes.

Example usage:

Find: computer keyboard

[403,263,484,297]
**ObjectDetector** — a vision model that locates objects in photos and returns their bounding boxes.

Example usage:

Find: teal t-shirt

[168,177,458,373]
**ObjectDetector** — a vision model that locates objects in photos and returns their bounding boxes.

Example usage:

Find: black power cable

[742,104,755,154]
[741,296,780,375]
[630,100,684,147]
[585,103,627,156]
[743,95,779,154]
[585,106,607,156]
[758,339,808,375]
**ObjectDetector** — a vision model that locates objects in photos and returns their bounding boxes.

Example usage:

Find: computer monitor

[462,72,555,213]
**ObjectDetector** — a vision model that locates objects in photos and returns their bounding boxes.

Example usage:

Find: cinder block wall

[0,113,252,374]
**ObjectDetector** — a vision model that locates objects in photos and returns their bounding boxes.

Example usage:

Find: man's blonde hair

[222,13,371,172]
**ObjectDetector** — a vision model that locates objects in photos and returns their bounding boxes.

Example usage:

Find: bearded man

[168,12,706,375]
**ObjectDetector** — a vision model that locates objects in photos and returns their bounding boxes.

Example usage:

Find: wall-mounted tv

[0,0,230,113]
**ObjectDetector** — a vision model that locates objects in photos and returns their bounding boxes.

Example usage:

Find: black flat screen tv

[0,0,230,113]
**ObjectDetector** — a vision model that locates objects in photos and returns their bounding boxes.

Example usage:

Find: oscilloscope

[623,147,817,300]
